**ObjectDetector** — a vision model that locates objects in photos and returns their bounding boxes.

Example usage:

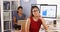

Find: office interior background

[0,0,60,32]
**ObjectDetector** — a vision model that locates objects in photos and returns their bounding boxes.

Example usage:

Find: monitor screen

[40,5,57,18]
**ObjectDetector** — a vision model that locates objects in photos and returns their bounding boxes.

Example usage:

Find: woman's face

[32,8,40,17]
[18,8,23,14]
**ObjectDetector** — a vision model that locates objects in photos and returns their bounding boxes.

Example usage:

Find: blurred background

[0,0,60,32]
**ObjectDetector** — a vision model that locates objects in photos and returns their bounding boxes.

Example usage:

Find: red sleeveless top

[29,17,42,32]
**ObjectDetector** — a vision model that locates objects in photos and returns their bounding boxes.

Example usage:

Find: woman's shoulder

[22,14,26,16]
[27,18,30,21]
[27,16,33,20]
[26,18,31,23]
[27,17,32,21]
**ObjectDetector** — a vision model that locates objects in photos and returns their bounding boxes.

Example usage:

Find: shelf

[3,20,11,21]
[3,10,11,12]
[3,0,19,1]
[4,30,11,32]
[1,0,20,32]
[4,29,11,31]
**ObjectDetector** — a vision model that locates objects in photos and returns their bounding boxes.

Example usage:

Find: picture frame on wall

[3,1,10,10]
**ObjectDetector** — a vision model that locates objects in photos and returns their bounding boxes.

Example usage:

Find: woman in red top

[25,6,48,32]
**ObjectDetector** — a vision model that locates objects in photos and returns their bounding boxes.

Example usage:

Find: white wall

[37,0,60,18]
[0,0,1,5]
[20,0,37,18]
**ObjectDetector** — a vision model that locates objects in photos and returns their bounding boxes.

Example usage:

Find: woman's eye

[34,11,36,12]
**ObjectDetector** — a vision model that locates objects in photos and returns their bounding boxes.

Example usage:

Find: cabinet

[1,0,20,32]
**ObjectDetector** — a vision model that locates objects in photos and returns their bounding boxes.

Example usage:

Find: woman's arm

[24,14,26,20]
[13,16,17,24]
[24,16,26,20]
[40,17,48,30]
[25,18,30,32]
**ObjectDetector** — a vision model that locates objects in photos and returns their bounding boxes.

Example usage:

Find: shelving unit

[0,1,1,32]
[1,0,20,32]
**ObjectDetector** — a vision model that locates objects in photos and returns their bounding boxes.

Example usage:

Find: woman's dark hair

[17,6,23,10]
[17,6,23,13]
[30,6,40,17]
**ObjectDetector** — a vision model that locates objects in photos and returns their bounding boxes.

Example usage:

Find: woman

[25,6,48,32]
[13,6,26,30]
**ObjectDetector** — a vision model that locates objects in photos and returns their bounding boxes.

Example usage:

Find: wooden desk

[17,20,26,32]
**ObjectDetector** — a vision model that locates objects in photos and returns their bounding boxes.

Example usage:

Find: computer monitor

[40,5,57,18]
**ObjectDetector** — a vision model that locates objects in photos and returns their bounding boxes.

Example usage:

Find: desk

[40,19,60,32]
[17,20,26,32]
[48,27,60,32]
